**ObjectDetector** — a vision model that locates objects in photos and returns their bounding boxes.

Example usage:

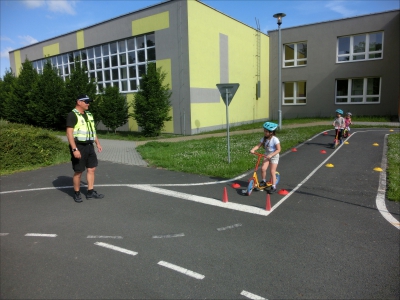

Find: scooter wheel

[247,178,255,196]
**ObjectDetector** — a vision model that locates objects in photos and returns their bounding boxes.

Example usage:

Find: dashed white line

[87,235,123,239]
[157,260,205,279]
[94,242,138,256]
[217,223,242,231]
[25,233,57,237]
[240,290,267,300]
[0,233,9,236]
[152,233,185,238]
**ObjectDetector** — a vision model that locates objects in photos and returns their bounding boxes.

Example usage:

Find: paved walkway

[59,121,399,167]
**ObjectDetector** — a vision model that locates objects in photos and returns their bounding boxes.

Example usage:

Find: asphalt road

[1,128,399,299]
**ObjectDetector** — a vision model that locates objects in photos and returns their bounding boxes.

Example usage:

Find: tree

[97,86,130,133]
[28,60,67,130]
[11,59,39,124]
[0,69,18,121]
[65,58,97,111]
[133,62,172,137]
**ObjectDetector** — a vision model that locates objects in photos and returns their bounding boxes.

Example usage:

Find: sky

[1,0,399,78]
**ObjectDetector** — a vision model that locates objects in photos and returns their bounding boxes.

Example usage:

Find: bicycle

[246,152,280,196]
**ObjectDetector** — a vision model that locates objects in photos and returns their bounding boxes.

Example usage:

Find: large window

[32,33,156,93]
[337,32,383,62]
[283,81,307,105]
[283,42,307,67]
[336,77,381,104]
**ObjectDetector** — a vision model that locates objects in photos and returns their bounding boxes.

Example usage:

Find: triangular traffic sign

[216,83,240,106]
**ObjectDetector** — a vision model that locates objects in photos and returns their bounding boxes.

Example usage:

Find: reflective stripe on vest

[72,109,96,142]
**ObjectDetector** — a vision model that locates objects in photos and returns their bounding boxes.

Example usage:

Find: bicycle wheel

[247,178,255,196]
[275,172,280,185]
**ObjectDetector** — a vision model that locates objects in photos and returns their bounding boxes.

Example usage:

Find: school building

[8,0,399,134]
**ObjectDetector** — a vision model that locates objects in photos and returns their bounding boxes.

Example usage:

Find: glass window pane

[87,48,94,59]
[350,97,363,102]
[351,79,363,95]
[64,66,69,75]
[297,43,307,59]
[102,45,109,56]
[119,53,127,65]
[90,72,95,79]
[369,32,383,51]
[338,37,350,55]
[366,97,379,102]
[369,53,382,59]
[138,50,146,63]
[110,42,117,54]
[129,66,137,78]
[104,69,111,81]
[57,56,63,65]
[147,48,156,61]
[74,51,80,60]
[121,81,128,91]
[105,82,112,88]
[103,57,110,68]
[367,78,380,95]
[297,60,307,66]
[81,61,88,71]
[146,33,155,47]
[353,54,365,60]
[58,66,63,75]
[96,58,102,69]
[88,59,94,70]
[69,53,74,62]
[130,80,138,90]
[353,34,366,53]
[70,63,75,71]
[94,46,101,57]
[120,67,127,79]
[138,64,146,76]
[98,84,104,92]
[338,56,349,61]
[336,98,348,103]
[284,44,294,60]
[284,82,294,97]
[336,80,348,96]
[51,57,57,65]
[97,71,103,82]
[111,55,118,67]
[297,82,306,97]
[112,69,119,80]
[127,38,135,51]
[137,36,145,49]
[81,50,87,60]
[128,52,136,64]
[118,40,126,53]
[284,99,294,104]
[297,99,306,104]
[285,61,294,67]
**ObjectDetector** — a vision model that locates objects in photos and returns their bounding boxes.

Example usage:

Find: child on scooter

[333,109,345,145]
[344,112,352,137]
[250,122,281,194]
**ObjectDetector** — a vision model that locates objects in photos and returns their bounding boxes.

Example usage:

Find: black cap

[77,94,91,102]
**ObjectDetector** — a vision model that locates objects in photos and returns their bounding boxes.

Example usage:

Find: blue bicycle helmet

[263,122,278,131]
[335,109,343,115]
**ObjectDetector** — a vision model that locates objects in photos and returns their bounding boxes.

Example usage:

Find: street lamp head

[273,13,286,26]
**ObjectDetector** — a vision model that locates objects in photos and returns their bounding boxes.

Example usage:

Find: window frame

[283,42,307,68]
[283,81,307,105]
[335,77,381,104]
[336,31,384,63]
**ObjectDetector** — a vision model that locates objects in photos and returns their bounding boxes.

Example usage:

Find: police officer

[66,94,104,203]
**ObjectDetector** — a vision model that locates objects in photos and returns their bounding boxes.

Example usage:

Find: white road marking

[87,235,123,239]
[375,134,400,230]
[152,233,185,238]
[129,185,270,216]
[240,290,267,299]
[217,223,242,231]
[94,242,138,256]
[0,233,9,236]
[157,260,205,280]
[25,233,57,237]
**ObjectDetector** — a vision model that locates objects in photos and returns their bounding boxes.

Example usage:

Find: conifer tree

[0,69,18,121]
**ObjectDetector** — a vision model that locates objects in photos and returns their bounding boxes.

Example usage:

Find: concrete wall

[268,10,400,120]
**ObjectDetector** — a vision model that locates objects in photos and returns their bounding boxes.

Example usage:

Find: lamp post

[273,13,285,130]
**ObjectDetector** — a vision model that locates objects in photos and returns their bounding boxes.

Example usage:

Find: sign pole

[225,88,230,163]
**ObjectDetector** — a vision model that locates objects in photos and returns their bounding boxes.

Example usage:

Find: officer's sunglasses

[79,99,91,104]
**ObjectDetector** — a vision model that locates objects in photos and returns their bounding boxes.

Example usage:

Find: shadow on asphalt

[52,176,86,198]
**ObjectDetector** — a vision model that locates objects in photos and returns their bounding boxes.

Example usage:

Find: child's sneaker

[268,187,277,194]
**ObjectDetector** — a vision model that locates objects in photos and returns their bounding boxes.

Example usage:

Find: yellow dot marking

[373,143,379,146]
[344,141,349,144]
[373,167,383,172]
[326,164,334,168]
[389,129,394,132]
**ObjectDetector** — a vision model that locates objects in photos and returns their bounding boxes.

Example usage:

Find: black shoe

[268,187,277,194]
[74,193,82,203]
[86,190,104,199]
[259,181,267,187]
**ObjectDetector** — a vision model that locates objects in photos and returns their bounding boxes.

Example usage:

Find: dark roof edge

[267,9,400,33]
[9,0,172,54]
